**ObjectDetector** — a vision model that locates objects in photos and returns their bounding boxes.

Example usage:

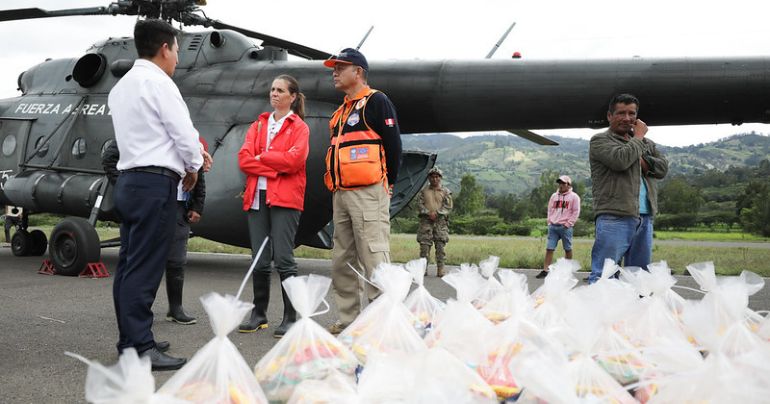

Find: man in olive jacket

[588,94,668,283]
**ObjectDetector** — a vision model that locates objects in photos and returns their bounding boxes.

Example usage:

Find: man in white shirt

[108,19,208,371]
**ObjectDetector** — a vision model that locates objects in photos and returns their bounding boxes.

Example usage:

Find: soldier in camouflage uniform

[416,167,453,277]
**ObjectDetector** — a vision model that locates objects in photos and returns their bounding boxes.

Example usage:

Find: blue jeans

[546,224,573,251]
[589,214,653,283]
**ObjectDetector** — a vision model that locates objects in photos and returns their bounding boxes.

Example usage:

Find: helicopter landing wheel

[11,229,31,256]
[48,217,100,276]
[29,230,48,256]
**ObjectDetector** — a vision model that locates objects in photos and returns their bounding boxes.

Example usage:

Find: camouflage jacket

[417,185,453,218]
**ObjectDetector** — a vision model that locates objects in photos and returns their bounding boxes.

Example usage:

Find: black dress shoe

[140,347,186,371]
[535,270,549,279]
[156,341,170,352]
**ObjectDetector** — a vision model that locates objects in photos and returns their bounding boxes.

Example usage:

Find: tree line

[393,159,770,237]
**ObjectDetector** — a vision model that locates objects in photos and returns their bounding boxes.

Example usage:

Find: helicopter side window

[34,136,49,157]
[71,138,87,159]
[2,134,17,157]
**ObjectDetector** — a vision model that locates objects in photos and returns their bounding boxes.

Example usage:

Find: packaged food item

[756,311,770,341]
[404,258,446,337]
[287,368,358,404]
[684,263,766,350]
[567,353,637,404]
[254,275,359,403]
[65,348,188,404]
[480,269,531,324]
[425,268,494,367]
[158,292,268,404]
[508,327,578,404]
[357,349,498,404]
[619,262,689,347]
[531,258,579,334]
[476,319,523,400]
[338,263,427,364]
[563,285,650,387]
[472,256,504,309]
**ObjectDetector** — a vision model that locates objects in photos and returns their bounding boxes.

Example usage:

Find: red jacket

[238,112,309,211]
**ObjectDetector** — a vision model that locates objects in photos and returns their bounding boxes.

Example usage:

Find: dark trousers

[167,202,190,272]
[113,171,177,353]
[247,190,301,275]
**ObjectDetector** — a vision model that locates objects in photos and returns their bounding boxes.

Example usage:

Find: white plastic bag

[425,268,494,367]
[619,261,688,347]
[338,263,427,364]
[65,348,187,404]
[287,368,359,404]
[531,258,579,335]
[158,293,268,404]
[756,311,770,341]
[472,256,504,309]
[254,275,359,403]
[404,258,446,337]
[357,349,497,404]
[481,269,532,324]
[475,318,526,401]
[564,288,649,387]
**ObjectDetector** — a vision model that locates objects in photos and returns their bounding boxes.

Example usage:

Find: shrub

[510,223,532,236]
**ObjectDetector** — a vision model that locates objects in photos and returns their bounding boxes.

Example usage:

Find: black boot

[239,272,271,332]
[165,267,196,325]
[273,272,297,338]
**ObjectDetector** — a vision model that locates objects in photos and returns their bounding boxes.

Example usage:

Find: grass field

[654,230,769,242]
[26,226,770,277]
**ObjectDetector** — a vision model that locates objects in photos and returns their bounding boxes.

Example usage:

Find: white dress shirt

[250,110,292,210]
[108,59,203,177]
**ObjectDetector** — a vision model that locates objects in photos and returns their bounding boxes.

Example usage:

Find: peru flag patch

[384,118,395,127]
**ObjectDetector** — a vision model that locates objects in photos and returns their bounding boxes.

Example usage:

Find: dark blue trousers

[113,172,177,353]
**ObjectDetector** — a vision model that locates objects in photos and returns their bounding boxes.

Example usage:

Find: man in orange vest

[323,48,402,333]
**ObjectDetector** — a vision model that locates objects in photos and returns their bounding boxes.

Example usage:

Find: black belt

[121,166,181,182]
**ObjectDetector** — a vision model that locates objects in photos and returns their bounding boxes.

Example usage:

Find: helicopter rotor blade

[0,7,116,22]
[507,129,559,146]
[208,20,331,60]
[0,3,332,60]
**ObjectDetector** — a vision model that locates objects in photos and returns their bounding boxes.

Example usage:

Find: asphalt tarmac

[2,245,769,403]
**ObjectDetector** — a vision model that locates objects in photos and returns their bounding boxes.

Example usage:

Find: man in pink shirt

[536,175,581,279]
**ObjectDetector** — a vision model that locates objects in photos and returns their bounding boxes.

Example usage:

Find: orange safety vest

[324,87,388,192]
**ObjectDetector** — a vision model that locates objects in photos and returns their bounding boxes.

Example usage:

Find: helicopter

[1,0,770,276]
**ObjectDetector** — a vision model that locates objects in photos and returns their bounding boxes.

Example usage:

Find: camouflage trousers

[417,216,449,265]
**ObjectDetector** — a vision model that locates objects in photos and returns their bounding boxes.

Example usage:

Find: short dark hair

[134,19,178,58]
[608,93,640,114]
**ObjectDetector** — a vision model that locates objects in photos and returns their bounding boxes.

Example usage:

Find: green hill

[403,132,770,195]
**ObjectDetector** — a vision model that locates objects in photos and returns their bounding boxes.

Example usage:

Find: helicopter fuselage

[2,29,770,250]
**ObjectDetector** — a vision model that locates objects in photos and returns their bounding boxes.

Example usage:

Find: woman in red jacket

[237,75,309,338]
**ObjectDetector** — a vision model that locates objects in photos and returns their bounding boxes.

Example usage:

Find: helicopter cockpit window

[71,138,87,159]
[2,134,17,157]
[34,136,49,157]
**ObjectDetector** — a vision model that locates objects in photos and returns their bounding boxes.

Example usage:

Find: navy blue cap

[323,48,369,71]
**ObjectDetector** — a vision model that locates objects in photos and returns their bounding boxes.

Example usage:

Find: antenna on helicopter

[485,21,516,59]
[356,26,374,50]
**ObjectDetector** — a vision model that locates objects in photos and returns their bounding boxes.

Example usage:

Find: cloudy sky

[1,0,769,146]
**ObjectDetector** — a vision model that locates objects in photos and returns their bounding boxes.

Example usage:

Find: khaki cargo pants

[331,182,391,326]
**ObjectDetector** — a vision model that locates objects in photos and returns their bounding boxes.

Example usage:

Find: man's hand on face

[633,119,648,139]
[182,171,198,192]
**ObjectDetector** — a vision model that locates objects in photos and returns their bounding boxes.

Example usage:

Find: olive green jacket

[589,129,668,218]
